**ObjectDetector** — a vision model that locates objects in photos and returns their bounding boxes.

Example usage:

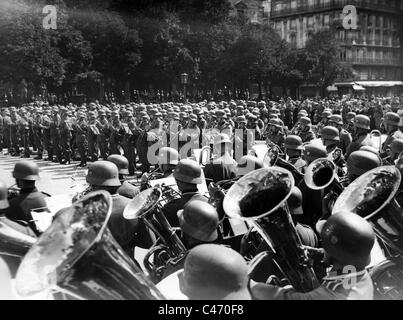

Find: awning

[326,85,338,92]
[355,81,403,88]
[353,84,365,91]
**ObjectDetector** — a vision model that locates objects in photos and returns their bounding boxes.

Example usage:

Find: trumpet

[15,190,165,300]
[223,167,320,292]
[123,188,187,283]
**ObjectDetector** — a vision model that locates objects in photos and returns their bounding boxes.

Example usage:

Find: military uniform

[204,154,237,185]
[49,115,61,162]
[74,117,88,166]
[5,187,48,236]
[87,119,99,162]
[299,128,316,143]
[382,130,403,154]
[109,120,125,155]
[9,113,21,156]
[339,129,352,155]
[97,117,111,160]
[59,116,73,164]
[42,114,52,160]
[33,114,44,159]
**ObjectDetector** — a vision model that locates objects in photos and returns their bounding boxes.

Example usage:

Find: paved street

[0,152,87,196]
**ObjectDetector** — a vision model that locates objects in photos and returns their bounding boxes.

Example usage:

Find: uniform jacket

[345,133,374,159]
[204,154,237,185]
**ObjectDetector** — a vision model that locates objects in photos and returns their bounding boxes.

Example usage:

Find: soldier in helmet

[156,244,251,300]
[302,143,327,166]
[96,109,111,160]
[234,115,254,160]
[161,159,208,228]
[49,108,61,162]
[381,112,403,156]
[74,113,88,167]
[9,107,21,156]
[284,135,306,173]
[343,112,356,134]
[87,111,99,162]
[345,115,374,159]
[85,161,152,259]
[251,211,375,300]
[109,111,125,156]
[265,118,286,150]
[59,111,74,164]
[329,115,352,155]
[315,109,332,136]
[346,150,382,184]
[5,161,48,236]
[299,117,316,143]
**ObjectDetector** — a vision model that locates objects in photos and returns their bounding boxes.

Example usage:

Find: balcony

[271,0,403,19]
[346,58,403,66]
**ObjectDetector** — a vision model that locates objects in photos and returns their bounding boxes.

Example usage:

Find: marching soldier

[234,115,254,160]
[109,111,125,156]
[122,112,137,176]
[264,118,286,150]
[74,113,88,167]
[136,114,152,174]
[49,108,61,162]
[33,110,44,160]
[346,150,382,184]
[59,111,73,164]
[343,112,356,134]
[2,109,11,152]
[315,109,332,137]
[87,111,99,162]
[96,109,111,160]
[9,107,21,156]
[42,110,52,161]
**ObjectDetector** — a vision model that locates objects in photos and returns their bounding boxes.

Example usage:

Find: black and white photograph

[1,0,403,305]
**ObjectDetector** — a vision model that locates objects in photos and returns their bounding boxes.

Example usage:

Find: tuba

[123,188,187,283]
[263,146,304,185]
[370,130,383,154]
[223,167,320,292]
[332,166,403,300]
[15,190,165,300]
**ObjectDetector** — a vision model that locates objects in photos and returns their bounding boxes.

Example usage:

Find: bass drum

[370,257,403,300]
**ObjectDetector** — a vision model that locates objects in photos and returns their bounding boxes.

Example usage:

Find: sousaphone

[15,190,165,300]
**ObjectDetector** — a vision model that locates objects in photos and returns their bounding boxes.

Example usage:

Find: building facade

[270,0,403,96]
[229,0,272,24]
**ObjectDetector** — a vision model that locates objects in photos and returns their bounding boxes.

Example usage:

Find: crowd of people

[1,94,403,300]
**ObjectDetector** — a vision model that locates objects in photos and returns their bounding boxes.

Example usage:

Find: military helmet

[318,211,375,269]
[303,143,327,163]
[298,110,308,118]
[299,116,311,126]
[384,112,400,127]
[329,114,343,126]
[347,150,381,177]
[173,159,202,184]
[0,180,9,210]
[321,110,332,118]
[86,161,121,187]
[354,115,371,130]
[12,161,39,181]
[235,155,263,176]
[177,200,218,242]
[269,118,282,128]
[236,116,247,124]
[158,147,179,166]
[180,244,250,300]
[346,112,356,120]
[107,155,130,176]
[285,135,303,151]
[321,126,340,142]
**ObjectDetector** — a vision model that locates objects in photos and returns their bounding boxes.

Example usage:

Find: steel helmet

[384,112,400,127]
[298,110,308,118]
[321,126,340,142]
[346,112,356,120]
[318,211,375,269]
[235,155,263,176]
[12,161,39,181]
[107,155,130,175]
[173,159,202,184]
[177,200,219,242]
[269,118,282,128]
[86,161,121,187]
[158,147,179,166]
[299,116,311,126]
[180,244,250,300]
[0,180,9,210]
[354,115,371,130]
[321,110,332,118]
[347,150,381,178]
[285,135,304,151]
[287,186,303,216]
[236,116,247,124]
[329,114,343,126]
[303,143,327,164]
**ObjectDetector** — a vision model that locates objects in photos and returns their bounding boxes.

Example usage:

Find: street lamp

[181,73,188,102]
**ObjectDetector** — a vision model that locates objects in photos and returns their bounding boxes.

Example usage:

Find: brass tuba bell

[333,166,403,256]
[15,190,165,300]
[223,167,320,292]
[124,187,187,283]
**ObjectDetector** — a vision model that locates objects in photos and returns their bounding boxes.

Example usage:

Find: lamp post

[181,73,188,102]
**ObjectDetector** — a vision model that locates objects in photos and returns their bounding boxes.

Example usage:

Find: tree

[303,29,353,96]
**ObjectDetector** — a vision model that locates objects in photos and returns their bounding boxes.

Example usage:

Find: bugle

[15,190,165,300]
[223,167,320,292]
